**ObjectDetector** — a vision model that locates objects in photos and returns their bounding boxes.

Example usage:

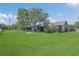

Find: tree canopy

[74,21,79,28]
[17,8,49,31]
[17,8,29,30]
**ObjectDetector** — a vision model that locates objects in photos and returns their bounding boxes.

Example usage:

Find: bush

[44,24,55,33]
[74,21,79,28]
[69,25,75,31]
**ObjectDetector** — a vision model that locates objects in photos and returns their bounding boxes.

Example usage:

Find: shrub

[69,25,75,31]
[44,24,56,33]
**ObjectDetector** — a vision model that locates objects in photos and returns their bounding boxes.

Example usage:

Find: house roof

[52,21,67,25]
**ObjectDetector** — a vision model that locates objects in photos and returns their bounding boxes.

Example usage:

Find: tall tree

[29,8,48,31]
[17,8,29,31]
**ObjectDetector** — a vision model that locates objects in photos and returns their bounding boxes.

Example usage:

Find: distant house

[48,21,70,32]
[25,21,70,32]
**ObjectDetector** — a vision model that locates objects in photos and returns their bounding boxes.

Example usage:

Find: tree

[10,23,17,30]
[17,8,29,31]
[74,21,79,28]
[0,24,5,30]
[69,25,75,31]
[29,8,48,31]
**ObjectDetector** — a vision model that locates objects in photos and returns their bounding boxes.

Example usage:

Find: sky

[0,3,79,25]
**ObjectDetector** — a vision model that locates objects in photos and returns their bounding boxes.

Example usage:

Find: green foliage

[29,8,43,23]
[44,26,53,33]
[69,25,75,31]
[29,8,48,31]
[17,8,48,32]
[17,8,29,31]
[44,24,55,33]
[10,24,17,30]
[74,21,79,28]
[0,24,5,30]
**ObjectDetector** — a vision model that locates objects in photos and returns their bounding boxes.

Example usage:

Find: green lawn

[0,30,79,56]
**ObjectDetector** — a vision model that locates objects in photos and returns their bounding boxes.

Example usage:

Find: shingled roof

[52,21,67,25]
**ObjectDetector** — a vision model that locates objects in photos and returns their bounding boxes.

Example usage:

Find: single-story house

[25,21,70,32]
[48,21,70,32]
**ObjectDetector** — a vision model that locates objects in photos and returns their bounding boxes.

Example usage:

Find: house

[34,21,70,32]
[48,21,70,32]
[25,20,70,32]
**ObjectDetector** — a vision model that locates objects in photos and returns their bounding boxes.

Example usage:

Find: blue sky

[0,3,79,25]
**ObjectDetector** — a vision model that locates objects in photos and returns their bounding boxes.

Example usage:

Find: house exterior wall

[61,24,70,32]
[48,21,70,32]
[57,25,61,32]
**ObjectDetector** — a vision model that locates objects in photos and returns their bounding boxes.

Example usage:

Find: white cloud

[47,17,57,23]
[8,14,17,18]
[0,13,8,19]
[1,19,5,23]
[0,13,17,25]
[66,3,79,8]
[0,19,5,24]
[0,13,17,19]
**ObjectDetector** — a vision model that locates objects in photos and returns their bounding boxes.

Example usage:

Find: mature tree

[29,8,48,31]
[17,8,29,31]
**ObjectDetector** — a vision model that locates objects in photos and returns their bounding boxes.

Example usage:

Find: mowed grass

[0,31,79,56]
